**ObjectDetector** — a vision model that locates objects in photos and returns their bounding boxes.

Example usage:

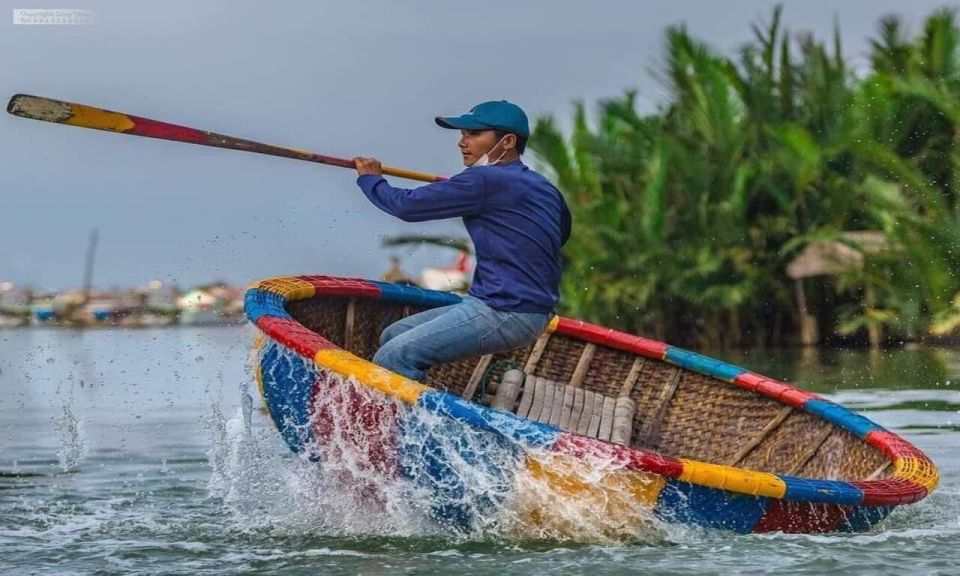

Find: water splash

[54,401,85,473]
[205,339,670,544]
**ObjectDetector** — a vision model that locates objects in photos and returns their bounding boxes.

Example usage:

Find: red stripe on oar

[126,114,208,144]
[256,315,335,358]
[554,317,669,359]
[298,275,382,299]
[552,433,685,479]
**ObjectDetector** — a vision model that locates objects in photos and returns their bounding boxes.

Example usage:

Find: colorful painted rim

[245,275,939,509]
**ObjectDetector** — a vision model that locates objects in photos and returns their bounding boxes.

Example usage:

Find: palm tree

[528,7,960,347]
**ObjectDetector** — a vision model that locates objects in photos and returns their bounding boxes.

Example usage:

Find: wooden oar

[6,94,445,183]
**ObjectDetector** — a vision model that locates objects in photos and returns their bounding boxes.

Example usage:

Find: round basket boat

[245,275,939,535]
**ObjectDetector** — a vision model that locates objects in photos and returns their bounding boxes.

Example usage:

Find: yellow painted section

[252,333,266,401]
[546,316,560,333]
[525,455,666,505]
[251,333,280,423]
[314,348,431,405]
[893,457,940,492]
[251,277,316,301]
[516,454,665,539]
[679,459,787,498]
[64,103,136,132]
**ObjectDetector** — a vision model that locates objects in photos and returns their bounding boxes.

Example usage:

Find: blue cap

[435,100,530,139]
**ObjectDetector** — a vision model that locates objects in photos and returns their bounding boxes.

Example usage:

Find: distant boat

[246,274,939,536]
[419,250,471,292]
[178,286,242,325]
[179,307,222,326]
[30,301,56,325]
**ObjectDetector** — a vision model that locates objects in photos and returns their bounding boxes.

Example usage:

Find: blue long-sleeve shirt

[357,160,571,313]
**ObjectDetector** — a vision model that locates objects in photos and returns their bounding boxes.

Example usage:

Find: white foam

[212,344,668,543]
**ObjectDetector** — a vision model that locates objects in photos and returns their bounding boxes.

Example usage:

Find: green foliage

[530,7,960,347]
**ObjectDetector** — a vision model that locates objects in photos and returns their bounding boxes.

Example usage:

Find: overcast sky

[1,0,950,290]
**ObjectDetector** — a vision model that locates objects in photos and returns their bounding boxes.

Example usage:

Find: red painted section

[310,370,399,502]
[256,315,335,358]
[618,334,668,358]
[778,387,821,407]
[554,317,669,359]
[559,319,614,343]
[865,430,927,460]
[752,500,848,533]
[127,115,209,143]
[734,372,821,407]
[851,478,927,506]
[552,433,685,479]
[298,275,381,299]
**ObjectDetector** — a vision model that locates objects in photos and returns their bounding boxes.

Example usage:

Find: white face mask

[471,135,509,168]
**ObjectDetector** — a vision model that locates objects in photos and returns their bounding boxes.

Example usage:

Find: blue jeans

[372,295,552,382]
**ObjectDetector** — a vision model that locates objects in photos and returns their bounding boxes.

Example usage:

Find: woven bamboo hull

[245,275,939,535]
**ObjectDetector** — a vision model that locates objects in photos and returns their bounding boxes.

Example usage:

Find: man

[353,100,571,383]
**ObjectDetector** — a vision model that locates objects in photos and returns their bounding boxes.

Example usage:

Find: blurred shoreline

[0,280,244,328]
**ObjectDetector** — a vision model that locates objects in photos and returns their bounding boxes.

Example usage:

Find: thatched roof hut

[786,231,889,347]
[786,231,888,280]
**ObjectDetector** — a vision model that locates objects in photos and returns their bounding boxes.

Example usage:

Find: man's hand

[353,156,383,177]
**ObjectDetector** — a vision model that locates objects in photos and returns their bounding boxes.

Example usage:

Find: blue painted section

[244,289,290,323]
[711,361,748,382]
[780,475,864,505]
[418,391,559,448]
[839,505,892,532]
[664,347,746,382]
[259,341,317,454]
[371,281,462,309]
[803,399,883,439]
[397,409,520,532]
[655,480,769,534]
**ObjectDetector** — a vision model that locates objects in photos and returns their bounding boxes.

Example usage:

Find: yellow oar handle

[382,165,446,182]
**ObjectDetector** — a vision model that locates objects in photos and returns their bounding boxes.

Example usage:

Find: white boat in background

[419,251,471,292]
[177,285,243,325]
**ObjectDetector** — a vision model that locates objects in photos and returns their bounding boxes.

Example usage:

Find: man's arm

[354,157,485,222]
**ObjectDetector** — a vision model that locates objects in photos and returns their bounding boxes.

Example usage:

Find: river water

[1,327,957,575]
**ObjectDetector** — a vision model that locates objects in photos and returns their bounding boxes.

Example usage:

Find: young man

[353,100,571,383]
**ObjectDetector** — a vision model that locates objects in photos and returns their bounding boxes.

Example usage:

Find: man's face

[458,129,499,167]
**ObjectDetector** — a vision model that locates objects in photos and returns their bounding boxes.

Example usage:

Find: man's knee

[372,339,424,381]
[380,322,404,346]
[371,344,389,367]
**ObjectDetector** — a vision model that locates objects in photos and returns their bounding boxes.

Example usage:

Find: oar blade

[7,93,211,144]
[8,94,72,122]
[9,94,134,133]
